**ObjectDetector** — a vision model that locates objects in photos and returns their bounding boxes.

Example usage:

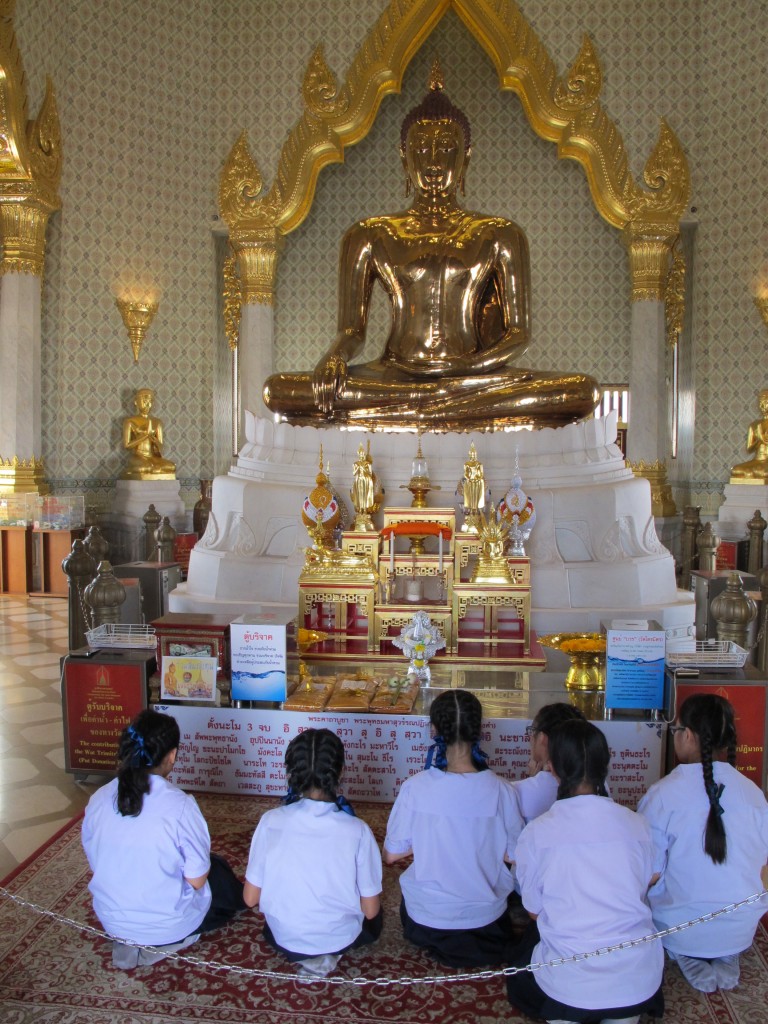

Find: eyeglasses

[525,723,539,737]
[668,724,686,735]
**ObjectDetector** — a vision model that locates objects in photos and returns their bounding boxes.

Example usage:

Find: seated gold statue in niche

[730,389,768,484]
[120,388,176,480]
[264,64,599,431]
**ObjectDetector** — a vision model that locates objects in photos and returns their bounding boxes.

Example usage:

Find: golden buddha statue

[264,63,599,431]
[120,388,176,480]
[730,389,768,484]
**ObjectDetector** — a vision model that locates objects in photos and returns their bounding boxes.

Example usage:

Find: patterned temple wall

[12,0,768,516]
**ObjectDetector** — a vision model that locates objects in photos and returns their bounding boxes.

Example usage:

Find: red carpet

[0,793,765,1023]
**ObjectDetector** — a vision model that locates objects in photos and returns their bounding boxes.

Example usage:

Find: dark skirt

[264,909,383,962]
[197,853,248,934]
[506,925,664,1022]
[400,899,519,968]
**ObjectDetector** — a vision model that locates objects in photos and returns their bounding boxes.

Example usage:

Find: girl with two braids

[81,710,246,969]
[638,693,768,993]
[243,728,382,978]
[507,719,664,1024]
[383,689,523,967]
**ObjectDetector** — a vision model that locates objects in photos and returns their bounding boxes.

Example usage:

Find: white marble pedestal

[105,480,188,563]
[171,411,694,637]
[717,483,768,541]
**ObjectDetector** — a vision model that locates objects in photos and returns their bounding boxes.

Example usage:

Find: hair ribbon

[425,735,448,771]
[127,725,153,768]
[706,780,725,817]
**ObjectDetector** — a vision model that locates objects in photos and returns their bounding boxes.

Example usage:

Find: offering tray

[86,623,156,650]
[665,640,747,671]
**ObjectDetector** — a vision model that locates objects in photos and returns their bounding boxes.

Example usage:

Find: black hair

[549,720,610,800]
[428,689,488,770]
[116,709,180,817]
[400,87,471,153]
[678,693,737,864]
[284,728,345,802]
[531,701,586,737]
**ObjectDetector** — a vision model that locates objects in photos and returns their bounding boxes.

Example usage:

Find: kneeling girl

[244,728,382,977]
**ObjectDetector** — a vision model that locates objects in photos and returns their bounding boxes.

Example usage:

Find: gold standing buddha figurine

[264,62,599,431]
[120,388,176,480]
[730,389,768,484]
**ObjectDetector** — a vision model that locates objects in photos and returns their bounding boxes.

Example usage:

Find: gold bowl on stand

[538,632,607,719]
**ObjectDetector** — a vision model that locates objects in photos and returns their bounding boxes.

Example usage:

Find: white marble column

[239,300,274,430]
[626,298,667,464]
[0,272,42,459]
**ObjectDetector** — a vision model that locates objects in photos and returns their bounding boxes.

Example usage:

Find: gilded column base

[627,459,677,517]
[0,456,49,495]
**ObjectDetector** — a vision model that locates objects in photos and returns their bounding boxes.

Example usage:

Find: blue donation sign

[230,623,288,702]
[606,627,666,710]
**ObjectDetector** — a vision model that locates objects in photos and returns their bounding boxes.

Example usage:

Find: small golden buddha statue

[730,389,768,484]
[460,441,486,532]
[471,506,514,585]
[350,440,382,531]
[120,388,176,480]
[264,62,599,431]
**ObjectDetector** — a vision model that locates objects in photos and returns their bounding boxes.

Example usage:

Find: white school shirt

[245,799,382,956]
[638,761,768,957]
[81,775,212,945]
[516,794,663,1011]
[513,769,558,824]
[384,768,522,929]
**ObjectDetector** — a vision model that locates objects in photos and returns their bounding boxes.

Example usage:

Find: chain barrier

[1,884,766,986]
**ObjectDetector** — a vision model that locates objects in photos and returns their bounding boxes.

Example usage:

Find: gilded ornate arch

[0,0,62,277]
[219,0,690,305]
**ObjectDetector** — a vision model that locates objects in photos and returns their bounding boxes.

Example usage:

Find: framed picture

[161,656,218,702]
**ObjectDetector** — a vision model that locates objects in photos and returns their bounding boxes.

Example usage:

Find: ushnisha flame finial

[428,57,445,92]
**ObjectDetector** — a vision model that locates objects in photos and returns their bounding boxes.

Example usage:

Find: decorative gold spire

[428,56,444,91]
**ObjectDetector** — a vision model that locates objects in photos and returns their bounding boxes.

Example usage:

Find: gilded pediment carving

[220,0,690,292]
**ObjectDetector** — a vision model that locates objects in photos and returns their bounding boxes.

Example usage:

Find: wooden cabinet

[31,528,86,596]
[0,525,33,594]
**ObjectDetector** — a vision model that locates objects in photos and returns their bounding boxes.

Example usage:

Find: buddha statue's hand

[312,351,348,415]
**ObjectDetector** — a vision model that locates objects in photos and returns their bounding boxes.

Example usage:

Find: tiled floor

[0,595,103,881]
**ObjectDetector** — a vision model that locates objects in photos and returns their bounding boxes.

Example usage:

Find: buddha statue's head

[133,387,154,414]
[400,60,471,197]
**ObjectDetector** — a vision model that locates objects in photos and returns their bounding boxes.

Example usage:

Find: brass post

[83,561,126,627]
[711,572,757,651]
[61,539,96,651]
[680,505,701,590]
[696,522,718,574]
[747,509,766,576]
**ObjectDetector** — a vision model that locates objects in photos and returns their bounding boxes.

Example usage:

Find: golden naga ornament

[0,6,62,278]
[471,506,514,585]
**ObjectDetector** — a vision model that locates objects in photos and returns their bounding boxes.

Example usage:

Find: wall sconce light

[116,296,159,362]
[754,293,768,331]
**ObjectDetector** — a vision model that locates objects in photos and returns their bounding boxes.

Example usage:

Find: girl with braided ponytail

[383,689,523,967]
[82,710,245,969]
[244,728,382,978]
[507,720,664,1024]
[638,693,768,993]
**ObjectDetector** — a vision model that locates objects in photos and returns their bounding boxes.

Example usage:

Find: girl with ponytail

[638,693,768,993]
[82,710,245,969]
[507,720,664,1024]
[243,728,382,978]
[384,689,523,967]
